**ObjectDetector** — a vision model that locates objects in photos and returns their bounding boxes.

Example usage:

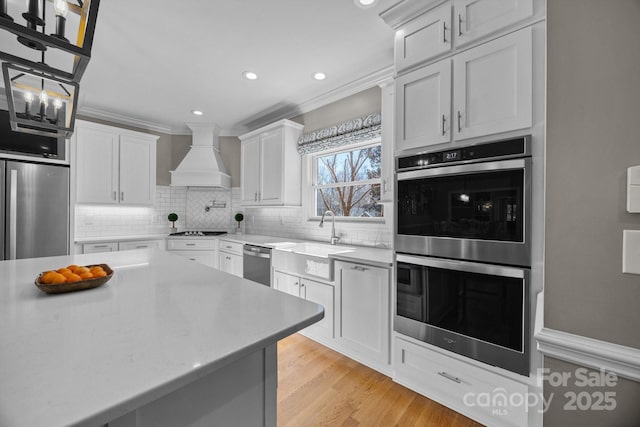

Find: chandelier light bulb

[54,0,68,18]
[39,90,48,106]
[53,97,63,110]
[24,91,34,104]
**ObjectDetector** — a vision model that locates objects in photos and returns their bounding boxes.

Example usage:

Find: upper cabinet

[390,0,534,74]
[395,26,532,152]
[74,120,158,205]
[239,119,304,206]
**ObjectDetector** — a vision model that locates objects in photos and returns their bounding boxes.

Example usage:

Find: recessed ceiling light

[354,0,378,8]
[243,71,258,80]
[314,72,326,81]
[191,110,203,116]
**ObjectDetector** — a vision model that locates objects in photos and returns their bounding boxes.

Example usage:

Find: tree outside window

[314,144,383,218]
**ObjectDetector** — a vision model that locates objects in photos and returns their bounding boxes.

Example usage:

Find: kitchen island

[0,249,323,427]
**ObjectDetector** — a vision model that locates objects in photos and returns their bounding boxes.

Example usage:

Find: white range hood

[170,123,231,188]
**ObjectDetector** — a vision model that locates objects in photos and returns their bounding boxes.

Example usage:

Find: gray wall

[545,1,640,424]
[290,86,381,133]
[545,0,640,347]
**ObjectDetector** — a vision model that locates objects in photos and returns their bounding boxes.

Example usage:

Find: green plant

[168,213,178,227]
[234,212,244,223]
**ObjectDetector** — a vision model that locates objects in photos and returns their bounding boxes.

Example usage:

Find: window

[312,143,383,218]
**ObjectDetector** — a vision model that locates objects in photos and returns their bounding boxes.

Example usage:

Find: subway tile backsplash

[75,186,392,248]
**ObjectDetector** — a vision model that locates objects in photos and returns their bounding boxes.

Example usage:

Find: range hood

[170,123,231,188]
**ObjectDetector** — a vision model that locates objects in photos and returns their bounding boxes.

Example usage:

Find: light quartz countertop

[0,249,323,427]
[221,234,395,268]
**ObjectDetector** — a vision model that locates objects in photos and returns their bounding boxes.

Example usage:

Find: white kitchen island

[0,249,323,427]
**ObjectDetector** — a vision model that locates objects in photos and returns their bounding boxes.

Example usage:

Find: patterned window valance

[296,112,382,155]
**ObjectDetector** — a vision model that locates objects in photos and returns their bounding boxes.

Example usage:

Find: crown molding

[536,328,640,382]
[379,0,446,29]
[78,106,175,135]
[240,64,394,135]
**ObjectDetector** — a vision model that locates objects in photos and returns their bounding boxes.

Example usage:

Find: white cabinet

[453,26,532,140]
[395,26,532,151]
[167,239,216,268]
[394,336,529,427]
[394,2,451,72]
[74,120,158,205]
[392,0,533,73]
[454,0,533,47]
[82,242,118,254]
[118,240,161,251]
[335,261,391,370]
[218,239,243,277]
[273,270,335,342]
[239,119,304,206]
[395,60,452,151]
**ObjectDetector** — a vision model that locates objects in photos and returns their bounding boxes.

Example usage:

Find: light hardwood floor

[277,333,485,427]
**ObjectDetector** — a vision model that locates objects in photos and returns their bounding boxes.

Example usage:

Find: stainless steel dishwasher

[242,244,272,286]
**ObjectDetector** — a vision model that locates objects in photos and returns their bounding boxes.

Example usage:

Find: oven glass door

[397,257,526,353]
[397,160,526,243]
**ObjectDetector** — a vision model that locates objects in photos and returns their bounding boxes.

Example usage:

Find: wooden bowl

[34,264,114,295]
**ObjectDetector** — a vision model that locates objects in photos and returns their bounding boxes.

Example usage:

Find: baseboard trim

[535,328,640,381]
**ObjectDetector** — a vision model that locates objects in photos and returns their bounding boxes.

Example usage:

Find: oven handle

[397,158,529,181]
[396,254,528,279]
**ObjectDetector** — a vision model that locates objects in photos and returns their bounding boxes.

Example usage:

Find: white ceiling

[71,0,398,135]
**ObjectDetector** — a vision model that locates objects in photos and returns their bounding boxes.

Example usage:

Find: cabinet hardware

[254,192,257,202]
[113,191,117,201]
[226,256,231,260]
[442,115,446,136]
[351,266,369,272]
[121,191,124,201]
[186,243,196,246]
[442,21,447,43]
[94,245,109,248]
[135,245,147,249]
[188,258,196,261]
[457,111,462,132]
[458,14,463,36]
[438,371,462,384]
[258,192,261,201]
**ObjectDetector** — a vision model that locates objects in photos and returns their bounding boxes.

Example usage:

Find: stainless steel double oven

[395,136,532,376]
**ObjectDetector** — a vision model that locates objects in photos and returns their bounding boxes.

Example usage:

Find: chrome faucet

[319,210,340,245]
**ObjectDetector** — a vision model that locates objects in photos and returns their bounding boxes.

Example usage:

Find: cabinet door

[454,0,533,46]
[453,26,532,140]
[336,262,390,365]
[395,2,451,72]
[219,252,243,277]
[241,136,261,204]
[273,271,300,297]
[259,128,284,203]
[395,60,452,152]
[76,125,119,204]
[119,135,154,205]
[82,242,118,254]
[118,240,159,251]
[171,250,215,268]
[300,278,334,341]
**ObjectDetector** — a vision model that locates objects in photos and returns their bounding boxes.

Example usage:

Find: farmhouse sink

[285,242,355,258]
[272,242,355,281]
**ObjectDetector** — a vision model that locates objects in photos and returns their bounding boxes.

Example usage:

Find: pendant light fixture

[0,0,100,137]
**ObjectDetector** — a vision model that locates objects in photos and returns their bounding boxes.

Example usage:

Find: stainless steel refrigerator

[0,160,70,260]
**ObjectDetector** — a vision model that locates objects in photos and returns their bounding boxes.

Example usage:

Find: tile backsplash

[75,186,392,248]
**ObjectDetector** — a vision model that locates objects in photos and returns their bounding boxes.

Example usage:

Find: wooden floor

[277,333,485,427]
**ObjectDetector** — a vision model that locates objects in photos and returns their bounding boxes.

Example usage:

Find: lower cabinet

[335,261,391,371]
[82,242,118,254]
[273,270,335,342]
[273,260,392,374]
[394,336,529,427]
[218,239,243,277]
[166,239,216,268]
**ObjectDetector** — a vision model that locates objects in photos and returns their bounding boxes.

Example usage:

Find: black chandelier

[0,0,100,137]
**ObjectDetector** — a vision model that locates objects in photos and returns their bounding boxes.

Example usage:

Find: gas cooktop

[169,231,227,237]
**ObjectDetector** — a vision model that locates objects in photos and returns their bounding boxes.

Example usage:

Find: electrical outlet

[622,230,640,275]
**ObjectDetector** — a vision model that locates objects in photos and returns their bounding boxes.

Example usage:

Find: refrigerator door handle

[8,169,17,260]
